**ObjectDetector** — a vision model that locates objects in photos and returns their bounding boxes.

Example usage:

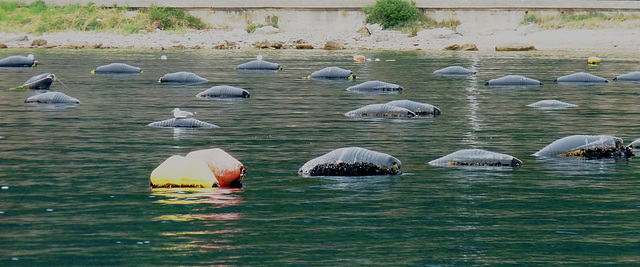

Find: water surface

[1,49,640,265]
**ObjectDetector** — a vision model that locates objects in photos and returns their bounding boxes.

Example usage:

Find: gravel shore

[1,24,639,51]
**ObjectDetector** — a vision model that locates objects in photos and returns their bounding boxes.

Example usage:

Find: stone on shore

[213,40,237,49]
[354,26,371,41]
[495,45,537,51]
[0,43,7,49]
[31,39,47,46]
[270,41,284,49]
[444,43,478,51]
[444,44,460,50]
[324,40,343,50]
[296,44,314,49]
[460,43,478,51]
[253,40,270,49]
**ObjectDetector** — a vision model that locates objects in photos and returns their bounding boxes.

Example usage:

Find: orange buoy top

[186,148,246,188]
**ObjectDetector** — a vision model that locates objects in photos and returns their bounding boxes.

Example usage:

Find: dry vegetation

[0,1,207,35]
[522,11,640,29]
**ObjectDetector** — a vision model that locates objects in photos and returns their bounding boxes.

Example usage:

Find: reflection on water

[535,156,626,176]
[152,188,243,207]
[152,188,243,253]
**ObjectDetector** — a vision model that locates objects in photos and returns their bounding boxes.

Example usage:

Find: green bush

[363,0,421,29]
[522,14,538,24]
[148,5,205,30]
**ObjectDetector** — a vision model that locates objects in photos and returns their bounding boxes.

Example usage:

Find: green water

[1,49,640,265]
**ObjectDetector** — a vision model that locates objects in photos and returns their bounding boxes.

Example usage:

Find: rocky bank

[1,23,639,51]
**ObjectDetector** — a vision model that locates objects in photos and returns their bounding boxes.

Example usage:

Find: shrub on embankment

[363,0,460,36]
[0,1,207,34]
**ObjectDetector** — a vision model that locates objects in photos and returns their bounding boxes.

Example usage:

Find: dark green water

[1,49,640,265]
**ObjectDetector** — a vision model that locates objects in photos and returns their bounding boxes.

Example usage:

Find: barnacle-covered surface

[386,100,441,116]
[147,118,219,128]
[23,73,55,89]
[533,135,633,158]
[346,80,403,93]
[345,103,416,118]
[298,147,402,177]
[428,149,523,167]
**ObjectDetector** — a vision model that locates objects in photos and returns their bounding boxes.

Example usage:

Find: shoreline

[1,25,640,52]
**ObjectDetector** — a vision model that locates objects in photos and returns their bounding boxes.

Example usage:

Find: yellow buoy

[353,55,366,62]
[588,56,601,65]
[150,155,218,188]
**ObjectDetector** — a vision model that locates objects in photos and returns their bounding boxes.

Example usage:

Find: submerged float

[10,73,55,90]
[533,135,633,158]
[235,59,282,71]
[526,100,578,109]
[0,55,37,67]
[345,103,416,118]
[298,147,402,176]
[386,100,441,116]
[613,71,640,82]
[429,149,523,167]
[158,71,208,84]
[196,85,250,98]
[309,67,355,80]
[346,80,403,94]
[91,63,142,74]
[554,72,609,83]
[485,75,542,86]
[147,118,218,128]
[630,139,640,149]
[25,91,80,104]
[434,66,476,76]
[345,100,441,118]
[150,148,246,188]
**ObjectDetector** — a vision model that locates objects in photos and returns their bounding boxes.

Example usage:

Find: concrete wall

[190,9,367,34]
[19,0,640,10]
[20,0,640,33]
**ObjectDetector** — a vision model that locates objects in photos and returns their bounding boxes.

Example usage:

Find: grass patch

[148,5,205,30]
[521,11,640,29]
[363,0,460,36]
[0,1,208,34]
[246,22,278,33]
